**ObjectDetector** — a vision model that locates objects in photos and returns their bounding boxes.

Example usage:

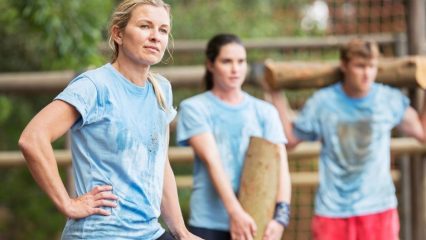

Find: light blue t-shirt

[176,91,287,231]
[294,82,409,217]
[56,63,176,239]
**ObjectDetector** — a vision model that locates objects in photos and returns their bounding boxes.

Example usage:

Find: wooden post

[406,0,426,55]
[406,0,426,239]
[400,154,413,240]
[409,88,426,240]
[264,57,426,90]
[239,137,281,240]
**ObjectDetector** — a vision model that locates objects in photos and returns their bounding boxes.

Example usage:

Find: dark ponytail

[204,33,243,90]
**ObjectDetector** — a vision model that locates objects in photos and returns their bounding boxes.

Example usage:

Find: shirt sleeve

[176,101,210,146]
[293,95,322,141]
[262,104,288,144]
[54,76,98,128]
[388,87,410,126]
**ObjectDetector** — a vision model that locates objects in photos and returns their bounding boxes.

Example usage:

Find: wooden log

[238,137,281,240]
[264,56,426,90]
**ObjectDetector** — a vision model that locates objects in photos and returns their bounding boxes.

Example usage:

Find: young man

[268,39,426,240]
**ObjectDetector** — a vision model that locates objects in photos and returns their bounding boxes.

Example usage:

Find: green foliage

[0,0,114,71]
[169,0,280,39]
[0,167,67,240]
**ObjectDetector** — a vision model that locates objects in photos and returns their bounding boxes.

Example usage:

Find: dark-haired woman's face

[208,43,247,91]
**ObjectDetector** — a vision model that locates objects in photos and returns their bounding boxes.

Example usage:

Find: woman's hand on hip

[64,185,118,219]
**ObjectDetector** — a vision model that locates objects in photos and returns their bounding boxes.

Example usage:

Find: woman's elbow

[18,129,41,156]
[18,131,33,153]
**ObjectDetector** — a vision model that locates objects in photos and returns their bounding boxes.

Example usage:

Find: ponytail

[147,72,168,111]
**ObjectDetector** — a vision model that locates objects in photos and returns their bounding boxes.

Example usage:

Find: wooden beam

[0,66,205,93]
[99,33,398,53]
[0,71,75,93]
[264,57,426,90]
[175,170,400,188]
[1,138,425,167]
[0,65,264,93]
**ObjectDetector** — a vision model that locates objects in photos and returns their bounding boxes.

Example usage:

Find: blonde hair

[340,38,380,63]
[108,0,171,111]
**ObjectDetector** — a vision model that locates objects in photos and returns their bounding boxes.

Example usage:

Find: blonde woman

[18,1,200,239]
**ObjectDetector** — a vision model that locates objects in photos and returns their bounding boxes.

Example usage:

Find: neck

[211,88,244,105]
[112,58,150,86]
[341,81,370,98]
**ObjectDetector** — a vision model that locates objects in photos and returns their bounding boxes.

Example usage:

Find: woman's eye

[160,28,169,34]
[140,25,149,29]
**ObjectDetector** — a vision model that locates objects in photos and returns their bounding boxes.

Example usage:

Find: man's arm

[398,94,426,143]
[266,91,302,149]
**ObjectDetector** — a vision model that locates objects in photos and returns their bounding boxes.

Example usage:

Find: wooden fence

[2,138,424,187]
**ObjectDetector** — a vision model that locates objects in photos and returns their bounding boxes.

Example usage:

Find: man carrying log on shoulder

[266,38,426,240]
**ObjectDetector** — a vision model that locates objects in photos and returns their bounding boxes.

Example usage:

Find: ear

[206,60,214,72]
[340,61,347,74]
[111,25,123,45]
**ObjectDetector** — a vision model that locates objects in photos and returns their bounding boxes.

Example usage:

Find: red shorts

[312,208,399,240]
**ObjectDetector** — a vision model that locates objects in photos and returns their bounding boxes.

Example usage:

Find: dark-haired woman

[177,33,292,240]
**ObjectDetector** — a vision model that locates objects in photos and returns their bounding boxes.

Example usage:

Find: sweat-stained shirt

[56,63,176,239]
[293,82,409,217]
[176,91,287,230]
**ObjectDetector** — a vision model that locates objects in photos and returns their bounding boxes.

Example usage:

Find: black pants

[189,225,231,240]
[157,231,176,240]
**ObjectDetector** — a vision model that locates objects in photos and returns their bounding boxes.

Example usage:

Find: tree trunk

[239,137,281,240]
[264,56,426,90]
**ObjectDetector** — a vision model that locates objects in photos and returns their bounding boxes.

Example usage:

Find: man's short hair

[340,39,380,63]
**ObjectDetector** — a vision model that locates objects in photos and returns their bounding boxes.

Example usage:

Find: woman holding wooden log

[176,33,292,240]
[267,38,426,240]
[18,1,200,239]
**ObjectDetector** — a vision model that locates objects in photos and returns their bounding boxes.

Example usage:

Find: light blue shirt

[294,82,409,217]
[176,91,287,231]
[56,63,176,239]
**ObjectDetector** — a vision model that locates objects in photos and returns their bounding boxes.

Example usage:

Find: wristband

[273,202,291,227]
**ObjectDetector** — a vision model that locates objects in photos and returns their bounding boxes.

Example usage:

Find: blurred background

[0,0,425,239]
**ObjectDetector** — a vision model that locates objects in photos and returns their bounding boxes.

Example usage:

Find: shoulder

[75,64,113,90]
[247,94,277,114]
[374,83,409,109]
[179,92,210,110]
[302,84,340,106]
[180,92,209,105]
[375,83,402,96]
[316,84,338,98]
